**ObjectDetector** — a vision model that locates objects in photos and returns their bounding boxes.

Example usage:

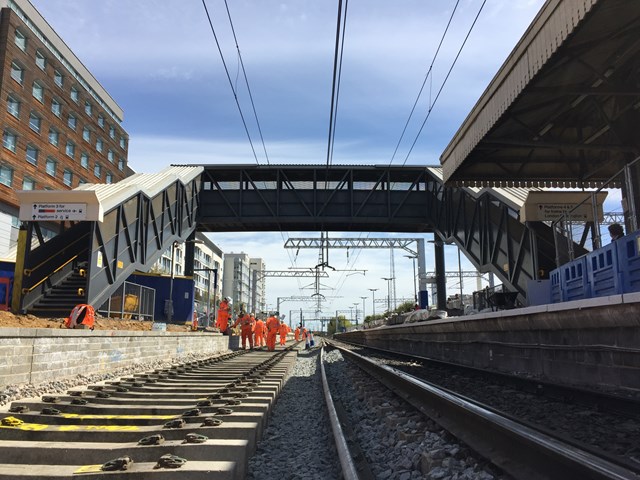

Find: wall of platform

[0,329,229,387]
[340,293,640,391]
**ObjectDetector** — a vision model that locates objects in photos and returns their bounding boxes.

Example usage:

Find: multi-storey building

[249,257,265,315]
[0,0,130,257]
[222,253,251,314]
[152,233,223,313]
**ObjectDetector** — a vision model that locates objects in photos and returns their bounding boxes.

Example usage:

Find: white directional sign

[31,203,87,221]
[521,191,607,223]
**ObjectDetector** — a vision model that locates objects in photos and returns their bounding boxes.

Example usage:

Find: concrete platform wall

[340,294,640,391]
[0,329,230,387]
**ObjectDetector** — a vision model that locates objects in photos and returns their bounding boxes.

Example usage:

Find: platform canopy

[440,0,640,188]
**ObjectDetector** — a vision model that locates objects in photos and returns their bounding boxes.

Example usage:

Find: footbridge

[13,163,560,316]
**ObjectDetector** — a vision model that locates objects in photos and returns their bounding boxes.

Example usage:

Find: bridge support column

[434,235,447,310]
[416,238,429,309]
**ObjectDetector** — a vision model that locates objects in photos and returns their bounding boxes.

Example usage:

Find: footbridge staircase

[14,166,202,316]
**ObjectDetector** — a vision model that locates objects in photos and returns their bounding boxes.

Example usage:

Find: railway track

[327,340,640,480]
[0,348,298,479]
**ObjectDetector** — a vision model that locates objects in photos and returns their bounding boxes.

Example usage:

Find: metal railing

[551,156,640,266]
[97,281,155,321]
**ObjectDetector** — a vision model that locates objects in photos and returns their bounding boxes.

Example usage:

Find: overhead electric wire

[400,0,487,166]
[223,0,271,166]
[389,0,461,164]
[201,0,261,165]
[201,0,304,296]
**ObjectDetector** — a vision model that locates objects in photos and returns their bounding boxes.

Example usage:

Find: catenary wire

[388,0,461,165]
[400,0,487,166]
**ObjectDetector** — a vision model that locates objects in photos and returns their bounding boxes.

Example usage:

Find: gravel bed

[0,351,224,408]
[246,348,341,480]
[351,345,640,467]
[323,348,508,480]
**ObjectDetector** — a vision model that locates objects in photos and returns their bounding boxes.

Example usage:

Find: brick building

[0,0,129,257]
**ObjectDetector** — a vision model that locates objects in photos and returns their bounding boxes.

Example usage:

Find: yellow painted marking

[74,464,103,474]
[61,413,177,420]
[0,423,140,432]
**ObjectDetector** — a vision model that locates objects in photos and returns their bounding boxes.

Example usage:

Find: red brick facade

[0,7,129,213]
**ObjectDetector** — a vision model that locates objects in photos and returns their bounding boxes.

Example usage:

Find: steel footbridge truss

[15,166,202,315]
[198,164,559,304]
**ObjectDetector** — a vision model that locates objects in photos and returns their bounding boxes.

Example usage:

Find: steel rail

[329,342,640,480]
[320,344,360,480]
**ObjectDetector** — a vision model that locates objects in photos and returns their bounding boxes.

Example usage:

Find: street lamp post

[381,277,394,315]
[165,241,179,323]
[404,254,418,304]
[368,288,378,318]
[359,296,367,323]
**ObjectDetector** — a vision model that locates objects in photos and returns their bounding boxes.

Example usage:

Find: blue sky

[30,0,549,328]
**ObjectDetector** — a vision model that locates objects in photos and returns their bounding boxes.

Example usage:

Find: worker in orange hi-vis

[254,316,265,349]
[294,325,300,341]
[216,297,231,334]
[266,314,280,351]
[278,320,288,346]
[232,312,254,350]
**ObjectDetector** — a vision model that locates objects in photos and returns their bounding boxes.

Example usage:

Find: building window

[0,166,13,187]
[67,113,77,130]
[3,131,16,152]
[118,158,125,171]
[107,149,114,163]
[65,140,75,158]
[84,101,92,116]
[82,126,90,142]
[11,62,24,84]
[97,114,104,128]
[14,30,27,51]
[22,177,35,190]
[26,145,38,165]
[63,169,73,186]
[51,98,61,117]
[81,152,89,169]
[7,95,20,118]
[70,86,78,103]
[105,172,113,184]
[35,51,46,70]
[29,112,42,133]
[109,125,115,139]
[96,138,103,153]
[46,157,57,177]
[78,178,86,185]
[32,81,43,102]
[54,70,63,87]
[119,136,126,149]
[94,163,102,178]
[48,128,59,146]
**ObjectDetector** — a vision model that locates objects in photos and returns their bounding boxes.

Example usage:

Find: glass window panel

[51,99,61,117]
[22,177,35,190]
[118,158,125,171]
[26,145,38,165]
[65,141,75,158]
[32,82,43,102]
[48,128,59,146]
[96,138,103,152]
[63,169,73,186]
[84,101,92,116]
[14,30,26,51]
[83,126,90,142]
[70,87,78,102]
[109,125,115,139]
[35,51,46,70]
[81,153,89,169]
[7,95,20,118]
[54,70,63,87]
[46,157,56,176]
[29,112,41,133]
[67,114,76,130]
[107,149,114,162]
[94,163,102,178]
[2,131,16,152]
[0,166,13,187]
[10,63,24,84]
[97,114,104,128]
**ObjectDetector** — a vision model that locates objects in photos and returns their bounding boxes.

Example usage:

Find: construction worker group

[217,303,315,351]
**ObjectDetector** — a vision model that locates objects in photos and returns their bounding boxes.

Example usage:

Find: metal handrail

[23,233,89,276]
[21,254,79,294]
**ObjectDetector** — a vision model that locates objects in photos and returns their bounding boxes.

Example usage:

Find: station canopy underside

[441,0,640,188]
